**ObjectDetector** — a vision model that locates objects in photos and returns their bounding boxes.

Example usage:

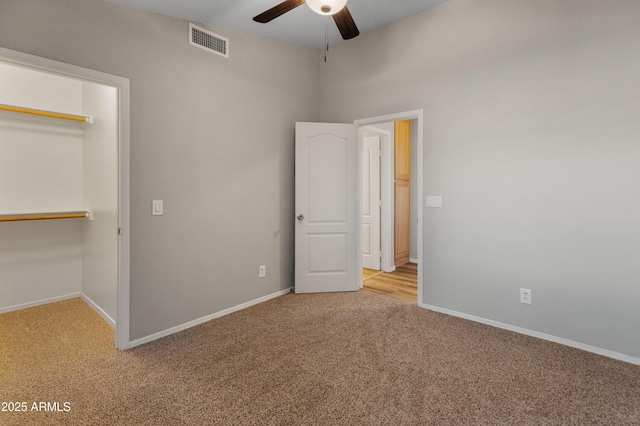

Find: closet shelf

[0,209,93,222]
[0,103,92,123]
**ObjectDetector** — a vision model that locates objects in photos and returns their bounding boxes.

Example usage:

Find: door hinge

[118,227,123,236]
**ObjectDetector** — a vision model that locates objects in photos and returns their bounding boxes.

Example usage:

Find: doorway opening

[356,110,424,305]
[0,47,130,349]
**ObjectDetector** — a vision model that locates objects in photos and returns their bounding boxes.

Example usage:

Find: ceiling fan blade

[332,6,359,40]
[253,0,306,23]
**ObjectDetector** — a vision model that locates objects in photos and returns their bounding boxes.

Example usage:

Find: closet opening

[0,47,130,349]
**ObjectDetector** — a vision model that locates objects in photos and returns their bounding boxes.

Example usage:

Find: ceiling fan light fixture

[305,0,348,16]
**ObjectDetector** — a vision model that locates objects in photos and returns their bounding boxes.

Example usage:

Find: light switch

[152,200,163,216]
[426,196,442,208]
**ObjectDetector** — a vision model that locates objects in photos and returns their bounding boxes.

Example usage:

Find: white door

[295,122,359,293]
[362,136,381,270]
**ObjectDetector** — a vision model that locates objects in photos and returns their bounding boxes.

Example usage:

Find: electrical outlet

[259,265,266,278]
[520,288,532,304]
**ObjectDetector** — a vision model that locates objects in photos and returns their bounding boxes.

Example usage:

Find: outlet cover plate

[520,288,532,304]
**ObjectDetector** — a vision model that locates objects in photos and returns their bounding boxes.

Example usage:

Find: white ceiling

[102,0,449,49]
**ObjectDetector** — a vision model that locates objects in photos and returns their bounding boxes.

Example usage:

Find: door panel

[362,136,381,270]
[394,180,411,266]
[308,136,347,223]
[394,120,411,181]
[308,233,347,273]
[295,122,358,293]
[394,120,411,267]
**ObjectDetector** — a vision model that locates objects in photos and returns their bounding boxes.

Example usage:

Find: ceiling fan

[253,0,360,40]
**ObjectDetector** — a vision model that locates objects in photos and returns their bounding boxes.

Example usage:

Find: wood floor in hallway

[363,263,417,303]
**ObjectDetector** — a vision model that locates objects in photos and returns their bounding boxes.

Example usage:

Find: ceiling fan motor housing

[253,0,359,41]
[306,0,348,16]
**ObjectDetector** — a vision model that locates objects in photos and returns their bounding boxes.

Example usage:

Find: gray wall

[320,0,640,358]
[0,0,321,340]
[3,0,639,360]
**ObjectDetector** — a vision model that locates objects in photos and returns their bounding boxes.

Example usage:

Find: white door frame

[355,110,424,305]
[0,47,131,349]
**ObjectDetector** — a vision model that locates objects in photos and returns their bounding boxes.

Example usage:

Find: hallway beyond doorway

[363,263,417,303]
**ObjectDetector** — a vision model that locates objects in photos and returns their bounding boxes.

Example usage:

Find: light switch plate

[426,196,443,208]
[152,200,163,216]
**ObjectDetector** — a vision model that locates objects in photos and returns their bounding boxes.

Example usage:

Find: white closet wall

[81,81,118,322]
[0,61,118,325]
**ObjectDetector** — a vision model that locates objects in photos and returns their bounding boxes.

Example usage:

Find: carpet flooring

[1,292,639,425]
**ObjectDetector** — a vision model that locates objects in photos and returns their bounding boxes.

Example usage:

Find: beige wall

[320,0,640,358]
[0,0,321,340]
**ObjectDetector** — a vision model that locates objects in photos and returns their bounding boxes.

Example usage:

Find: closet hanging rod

[0,210,93,222]
[0,103,92,123]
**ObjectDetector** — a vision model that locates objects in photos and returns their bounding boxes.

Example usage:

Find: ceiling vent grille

[189,23,229,58]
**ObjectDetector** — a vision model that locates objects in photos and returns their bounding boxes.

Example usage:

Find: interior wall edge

[81,293,116,329]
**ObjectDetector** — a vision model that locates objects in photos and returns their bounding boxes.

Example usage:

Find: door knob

[297,214,304,221]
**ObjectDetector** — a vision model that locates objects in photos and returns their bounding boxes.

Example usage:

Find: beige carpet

[1,292,639,425]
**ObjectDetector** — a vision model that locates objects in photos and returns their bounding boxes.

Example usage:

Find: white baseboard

[409,258,419,264]
[420,303,640,366]
[128,287,294,349]
[81,294,116,329]
[0,292,81,314]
